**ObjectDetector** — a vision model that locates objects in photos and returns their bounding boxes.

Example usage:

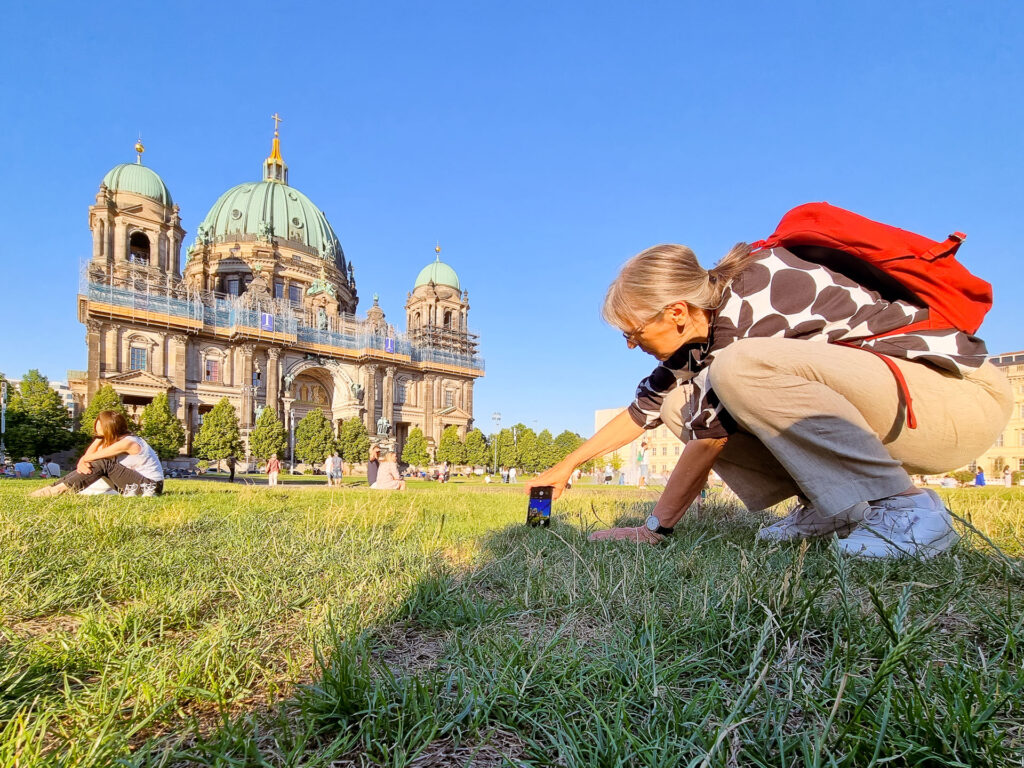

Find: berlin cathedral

[70,120,483,457]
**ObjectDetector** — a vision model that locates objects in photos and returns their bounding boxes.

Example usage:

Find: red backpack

[751,202,992,335]
[750,202,993,428]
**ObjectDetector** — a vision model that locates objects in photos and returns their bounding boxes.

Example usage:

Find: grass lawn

[1,481,1022,766]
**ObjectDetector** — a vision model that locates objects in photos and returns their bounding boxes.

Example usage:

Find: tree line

[2,373,588,473]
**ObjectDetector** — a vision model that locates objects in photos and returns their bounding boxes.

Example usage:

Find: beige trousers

[660,338,1012,516]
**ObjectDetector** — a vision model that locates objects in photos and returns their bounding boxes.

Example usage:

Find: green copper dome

[414,258,461,290]
[101,163,172,206]
[195,180,346,271]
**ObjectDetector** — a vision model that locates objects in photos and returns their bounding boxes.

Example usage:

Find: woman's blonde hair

[94,410,132,448]
[602,242,755,330]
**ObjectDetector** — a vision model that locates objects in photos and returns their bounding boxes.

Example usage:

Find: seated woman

[370,452,406,491]
[528,241,1011,559]
[30,410,165,497]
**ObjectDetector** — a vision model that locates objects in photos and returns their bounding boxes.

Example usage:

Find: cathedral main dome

[193,130,346,272]
[196,180,345,271]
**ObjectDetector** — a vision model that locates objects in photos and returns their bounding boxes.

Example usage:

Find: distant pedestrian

[266,453,281,487]
[637,440,650,488]
[501,467,509,484]
[974,468,986,487]
[326,452,343,486]
[509,466,517,483]
[226,455,236,483]
[603,464,613,485]
[1004,467,1012,487]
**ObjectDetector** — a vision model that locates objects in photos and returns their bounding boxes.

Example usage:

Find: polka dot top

[628,247,990,440]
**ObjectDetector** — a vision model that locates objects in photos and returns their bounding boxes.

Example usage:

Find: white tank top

[118,436,164,481]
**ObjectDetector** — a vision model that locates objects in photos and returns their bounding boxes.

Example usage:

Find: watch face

[646,515,660,531]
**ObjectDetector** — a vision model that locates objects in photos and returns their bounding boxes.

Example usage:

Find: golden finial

[435,242,441,260]
[135,135,145,164]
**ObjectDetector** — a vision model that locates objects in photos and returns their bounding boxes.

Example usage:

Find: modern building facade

[69,126,484,457]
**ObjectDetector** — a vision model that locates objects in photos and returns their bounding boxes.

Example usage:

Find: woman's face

[93,420,102,437]
[624,302,711,361]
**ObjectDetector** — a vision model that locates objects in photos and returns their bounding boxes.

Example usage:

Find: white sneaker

[757,498,861,541]
[837,489,959,559]
[122,483,141,497]
[140,482,158,497]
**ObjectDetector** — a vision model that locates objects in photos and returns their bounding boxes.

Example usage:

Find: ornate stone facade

[70,128,483,458]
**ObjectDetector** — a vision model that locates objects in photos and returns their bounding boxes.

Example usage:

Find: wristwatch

[645,514,674,536]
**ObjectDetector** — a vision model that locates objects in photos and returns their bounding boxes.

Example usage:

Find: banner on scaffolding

[260,312,274,332]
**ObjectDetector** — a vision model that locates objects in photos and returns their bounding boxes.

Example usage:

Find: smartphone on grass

[527,486,552,527]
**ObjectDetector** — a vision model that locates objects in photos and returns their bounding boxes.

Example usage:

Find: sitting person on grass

[527,235,1010,559]
[30,410,165,497]
[370,452,406,491]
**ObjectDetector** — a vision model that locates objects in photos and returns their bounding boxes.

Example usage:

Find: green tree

[513,425,541,472]
[79,385,133,444]
[552,430,584,464]
[535,429,554,470]
[294,408,336,467]
[463,428,489,467]
[435,425,465,464]
[5,370,74,458]
[248,407,287,462]
[192,398,243,464]
[402,427,430,466]
[337,417,370,464]
[492,428,518,470]
[138,393,185,460]
[609,453,624,473]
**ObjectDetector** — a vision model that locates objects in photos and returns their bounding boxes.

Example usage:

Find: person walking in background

[974,468,986,487]
[509,466,517,484]
[266,453,281,487]
[366,444,381,487]
[30,411,164,497]
[226,455,236,483]
[1004,467,1012,487]
[326,452,343,486]
[637,440,650,488]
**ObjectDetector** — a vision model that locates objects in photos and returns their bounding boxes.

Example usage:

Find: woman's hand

[525,464,574,500]
[77,457,93,475]
[588,525,664,545]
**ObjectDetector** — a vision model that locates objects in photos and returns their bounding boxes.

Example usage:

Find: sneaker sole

[839,525,960,560]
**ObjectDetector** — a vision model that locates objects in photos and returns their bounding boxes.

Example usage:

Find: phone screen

[527,486,553,527]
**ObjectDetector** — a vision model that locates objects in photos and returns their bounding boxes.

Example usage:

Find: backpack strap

[834,342,917,429]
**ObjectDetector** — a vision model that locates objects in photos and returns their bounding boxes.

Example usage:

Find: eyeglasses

[622,305,671,346]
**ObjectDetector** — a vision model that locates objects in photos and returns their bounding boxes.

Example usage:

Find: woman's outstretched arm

[525,410,645,498]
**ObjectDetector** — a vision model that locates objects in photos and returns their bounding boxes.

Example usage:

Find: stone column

[383,366,396,428]
[423,373,435,442]
[465,380,474,416]
[239,344,255,428]
[92,221,102,261]
[170,334,188,390]
[103,326,118,372]
[114,221,127,263]
[266,348,281,414]
[363,364,378,432]
[86,319,103,399]
[154,334,166,378]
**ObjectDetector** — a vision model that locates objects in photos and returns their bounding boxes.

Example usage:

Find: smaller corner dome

[101,163,173,206]
[414,259,460,291]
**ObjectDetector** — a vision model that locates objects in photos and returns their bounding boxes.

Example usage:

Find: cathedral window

[444,390,454,408]
[129,347,147,371]
[128,232,150,265]
[443,310,452,328]
[288,284,301,304]
[226,276,240,295]
[396,381,406,404]
[274,281,285,299]
[205,359,220,382]
[252,370,262,388]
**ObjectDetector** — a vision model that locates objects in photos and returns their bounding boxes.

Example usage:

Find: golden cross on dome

[271,113,283,137]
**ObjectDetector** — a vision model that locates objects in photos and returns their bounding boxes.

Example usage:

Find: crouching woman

[31,410,165,497]
[528,242,1011,559]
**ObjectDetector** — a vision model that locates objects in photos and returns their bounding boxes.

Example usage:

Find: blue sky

[1,1,1021,436]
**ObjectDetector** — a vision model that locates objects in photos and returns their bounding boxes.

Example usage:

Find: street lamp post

[0,381,7,466]
[491,411,501,474]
